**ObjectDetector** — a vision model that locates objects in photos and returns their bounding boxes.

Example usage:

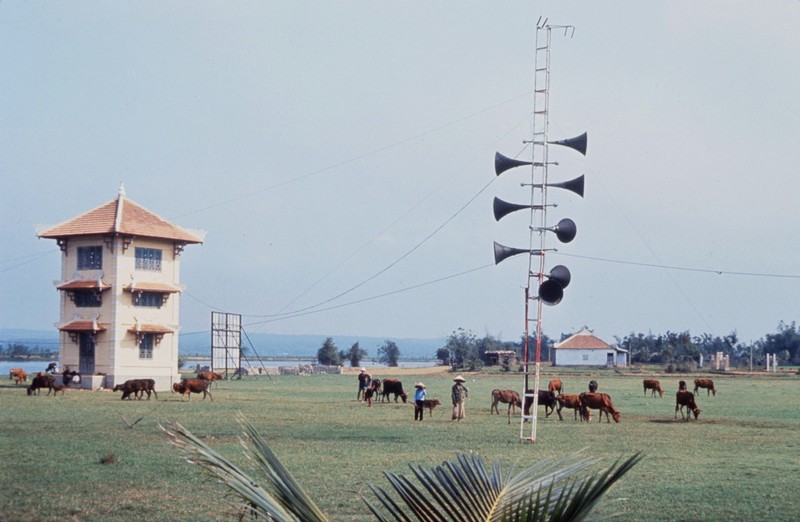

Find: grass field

[1,366,799,521]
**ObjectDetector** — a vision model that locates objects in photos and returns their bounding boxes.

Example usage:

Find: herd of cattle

[9,366,716,421]
[7,368,223,401]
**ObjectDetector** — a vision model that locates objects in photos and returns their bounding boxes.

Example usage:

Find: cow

[380,378,408,403]
[694,379,716,396]
[9,368,28,384]
[364,379,381,407]
[548,379,563,395]
[643,379,664,398]
[555,394,585,421]
[172,379,212,401]
[27,374,55,396]
[113,379,158,400]
[50,384,67,396]
[675,390,701,420]
[421,398,441,415]
[490,389,522,415]
[588,379,598,393]
[197,371,225,384]
[579,392,621,423]
[523,390,559,420]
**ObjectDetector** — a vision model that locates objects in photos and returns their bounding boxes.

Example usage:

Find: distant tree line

[316,337,400,367]
[0,343,59,360]
[440,321,800,373]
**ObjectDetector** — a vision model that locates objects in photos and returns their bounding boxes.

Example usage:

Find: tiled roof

[123,282,181,293]
[128,323,174,334]
[38,189,203,244]
[57,280,112,291]
[555,328,612,350]
[58,320,108,333]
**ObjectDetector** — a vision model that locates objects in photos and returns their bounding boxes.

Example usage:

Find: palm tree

[162,414,641,521]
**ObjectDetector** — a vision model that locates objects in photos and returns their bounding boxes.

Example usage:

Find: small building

[553,328,628,367]
[37,186,203,390]
[484,350,517,369]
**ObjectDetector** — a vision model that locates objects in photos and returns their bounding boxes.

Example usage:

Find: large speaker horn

[534,218,577,243]
[495,152,532,176]
[538,279,564,305]
[493,241,543,265]
[493,197,544,221]
[535,174,584,198]
[547,264,571,288]
[549,132,587,156]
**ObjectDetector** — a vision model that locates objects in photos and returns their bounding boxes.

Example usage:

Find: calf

[172,379,212,401]
[643,379,664,398]
[27,374,55,396]
[579,392,621,423]
[9,368,28,384]
[523,390,558,419]
[421,398,441,415]
[364,379,381,407]
[197,371,225,385]
[548,379,563,395]
[675,390,701,420]
[380,378,408,403]
[490,389,521,415]
[693,379,716,396]
[555,394,585,421]
[50,384,67,396]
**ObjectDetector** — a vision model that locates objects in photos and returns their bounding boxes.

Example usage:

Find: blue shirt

[414,387,427,401]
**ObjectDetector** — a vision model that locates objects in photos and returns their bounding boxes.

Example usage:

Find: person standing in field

[414,382,427,421]
[357,368,371,401]
[451,375,469,421]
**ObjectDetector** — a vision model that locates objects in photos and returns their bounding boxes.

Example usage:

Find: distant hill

[0,328,445,360]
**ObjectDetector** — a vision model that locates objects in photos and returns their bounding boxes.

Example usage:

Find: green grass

[1,370,798,521]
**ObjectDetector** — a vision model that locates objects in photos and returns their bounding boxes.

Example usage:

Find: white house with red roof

[37,185,204,390]
[553,327,628,367]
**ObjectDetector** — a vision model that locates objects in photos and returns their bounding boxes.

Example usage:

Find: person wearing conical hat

[413,382,427,421]
[451,375,469,421]
[357,367,371,401]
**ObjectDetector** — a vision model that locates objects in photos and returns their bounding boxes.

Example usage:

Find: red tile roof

[128,323,174,334]
[123,282,181,293]
[555,328,612,350]
[38,190,203,244]
[58,320,108,333]
[57,280,112,291]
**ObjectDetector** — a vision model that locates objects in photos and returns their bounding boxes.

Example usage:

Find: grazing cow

[380,379,408,403]
[548,379,563,395]
[10,368,28,384]
[693,379,716,396]
[113,379,158,400]
[579,392,621,423]
[27,374,55,396]
[523,390,558,419]
[172,379,212,401]
[421,398,442,415]
[675,390,701,420]
[643,379,664,398]
[50,384,67,396]
[588,379,598,393]
[197,371,225,384]
[555,394,585,421]
[364,379,381,407]
[490,389,522,415]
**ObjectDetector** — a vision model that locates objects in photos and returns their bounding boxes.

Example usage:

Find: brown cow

[694,379,716,396]
[490,389,521,415]
[579,392,621,423]
[380,379,408,403]
[9,368,28,384]
[114,379,158,400]
[548,379,563,395]
[675,390,701,420]
[197,371,225,385]
[27,374,55,396]
[555,394,585,421]
[643,379,664,398]
[172,379,212,401]
[50,384,67,396]
[523,390,559,420]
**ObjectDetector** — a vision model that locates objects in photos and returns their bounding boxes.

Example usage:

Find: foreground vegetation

[1,367,798,521]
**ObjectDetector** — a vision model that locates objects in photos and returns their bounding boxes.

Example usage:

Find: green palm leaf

[163,415,640,522]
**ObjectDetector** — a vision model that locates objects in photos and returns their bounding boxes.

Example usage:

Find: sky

[2,1,799,347]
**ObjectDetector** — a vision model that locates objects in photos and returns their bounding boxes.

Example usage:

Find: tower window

[77,246,103,270]
[135,248,162,271]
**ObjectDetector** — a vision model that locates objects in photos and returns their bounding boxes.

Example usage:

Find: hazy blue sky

[2,2,798,347]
